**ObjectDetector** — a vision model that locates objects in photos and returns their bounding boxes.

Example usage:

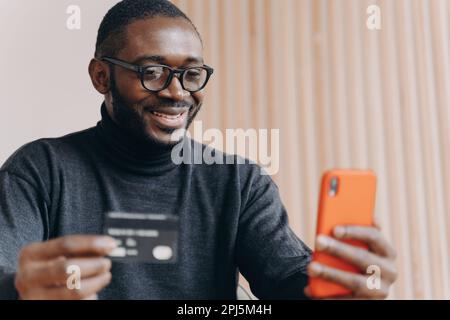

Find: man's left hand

[304,220,398,299]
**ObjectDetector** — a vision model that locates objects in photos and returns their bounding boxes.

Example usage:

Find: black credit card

[103,212,179,263]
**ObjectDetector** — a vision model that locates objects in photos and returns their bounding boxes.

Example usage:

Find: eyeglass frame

[101,56,214,93]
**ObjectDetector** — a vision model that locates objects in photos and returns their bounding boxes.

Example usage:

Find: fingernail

[315,235,329,251]
[102,258,112,269]
[94,237,117,249]
[334,226,345,238]
[309,262,323,276]
[304,286,311,297]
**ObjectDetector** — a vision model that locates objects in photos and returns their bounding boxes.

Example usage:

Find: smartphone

[309,169,377,298]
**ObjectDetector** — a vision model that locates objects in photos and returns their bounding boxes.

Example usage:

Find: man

[0,0,397,300]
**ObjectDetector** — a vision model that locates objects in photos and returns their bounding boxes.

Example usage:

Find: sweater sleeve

[236,171,312,299]
[0,170,48,299]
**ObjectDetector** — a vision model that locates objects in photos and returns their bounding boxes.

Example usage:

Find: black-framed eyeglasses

[101,56,214,93]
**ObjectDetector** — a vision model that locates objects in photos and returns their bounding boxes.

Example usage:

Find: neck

[95,103,180,175]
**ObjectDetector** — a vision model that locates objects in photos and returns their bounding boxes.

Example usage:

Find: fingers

[315,235,398,282]
[16,236,117,300]
[333,225,397,259]
[303,286,311,298]
[309,223,397,299]
[20,236,117,262]
[308,262,389,299]
[22,257,112,287]
[23,272,112,300]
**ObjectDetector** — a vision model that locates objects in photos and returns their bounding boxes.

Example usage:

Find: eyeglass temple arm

[101,57,141,73]
[204,65,214,74]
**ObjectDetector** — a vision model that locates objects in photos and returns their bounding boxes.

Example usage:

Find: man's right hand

[14,235,117,300]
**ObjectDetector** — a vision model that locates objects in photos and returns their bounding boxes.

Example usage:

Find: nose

[157,76,190,102]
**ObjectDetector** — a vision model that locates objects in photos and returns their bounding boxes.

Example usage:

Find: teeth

[152,111,183,120]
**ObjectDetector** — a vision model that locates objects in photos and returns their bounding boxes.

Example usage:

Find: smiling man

[0,0,396,300]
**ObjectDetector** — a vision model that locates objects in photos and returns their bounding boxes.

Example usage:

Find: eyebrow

[132,55,204,66]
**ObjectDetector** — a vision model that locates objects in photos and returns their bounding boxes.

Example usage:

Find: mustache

[141,98,193,112]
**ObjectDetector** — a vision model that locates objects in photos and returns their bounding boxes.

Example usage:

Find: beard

[109,68,202,148]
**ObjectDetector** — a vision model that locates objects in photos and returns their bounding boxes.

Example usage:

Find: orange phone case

[309,169,377,298]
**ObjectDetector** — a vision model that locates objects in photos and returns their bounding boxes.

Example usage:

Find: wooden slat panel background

[172,0,450,299]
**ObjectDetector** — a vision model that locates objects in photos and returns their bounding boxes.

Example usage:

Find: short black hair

[95,0,201,59]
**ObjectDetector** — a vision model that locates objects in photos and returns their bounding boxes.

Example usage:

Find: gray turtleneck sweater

[0,105,311,299]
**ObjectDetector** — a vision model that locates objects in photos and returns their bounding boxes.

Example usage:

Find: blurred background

[0,0,449,299]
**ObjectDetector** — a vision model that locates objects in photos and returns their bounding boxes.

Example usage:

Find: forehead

[119,17,203,63]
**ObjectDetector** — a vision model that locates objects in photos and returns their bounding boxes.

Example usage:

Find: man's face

[105,17,205,146]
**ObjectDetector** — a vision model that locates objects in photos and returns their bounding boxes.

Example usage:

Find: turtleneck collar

[95,103,180,176]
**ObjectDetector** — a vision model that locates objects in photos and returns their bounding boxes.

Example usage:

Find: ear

[88,58,110,94]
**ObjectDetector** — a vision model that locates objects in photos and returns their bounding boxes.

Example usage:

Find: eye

[144,67,164,81]
[184,69,202,81]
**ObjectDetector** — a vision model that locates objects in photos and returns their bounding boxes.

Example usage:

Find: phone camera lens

[329,177,338,197]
